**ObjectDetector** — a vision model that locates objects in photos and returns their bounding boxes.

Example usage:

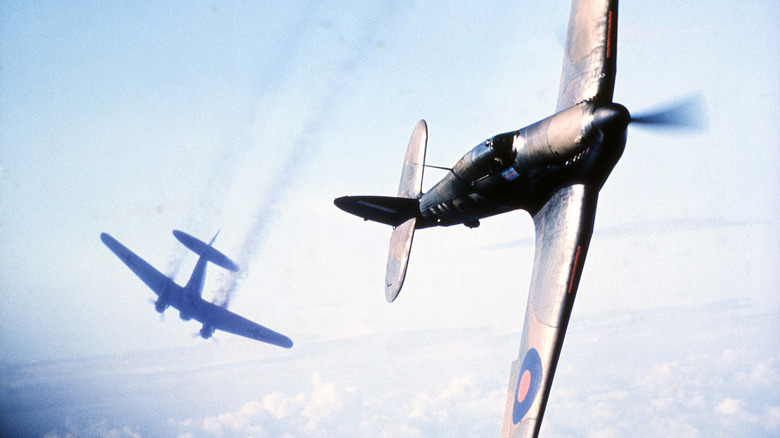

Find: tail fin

[334,195,418,226]
[173,230,239,272]
[385,120,428,302]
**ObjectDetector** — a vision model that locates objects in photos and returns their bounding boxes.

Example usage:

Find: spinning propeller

[629,95,707,130]
[593,95,706,135]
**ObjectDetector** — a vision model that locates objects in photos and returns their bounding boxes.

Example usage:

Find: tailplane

[173,230,239,272]
[386,120,427,301]
[334,120,427,302]
[397,119,427,199]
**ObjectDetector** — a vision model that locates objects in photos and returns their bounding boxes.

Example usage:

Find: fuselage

[415,102,628,228]
[155,255,209,321]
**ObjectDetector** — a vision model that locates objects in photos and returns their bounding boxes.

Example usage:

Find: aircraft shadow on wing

[100,230,293,349]
[334,0,702,436]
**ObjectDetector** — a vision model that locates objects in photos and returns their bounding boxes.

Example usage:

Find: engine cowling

[512,102,629,170]
[154,299,168,313]
[199,323,215,339]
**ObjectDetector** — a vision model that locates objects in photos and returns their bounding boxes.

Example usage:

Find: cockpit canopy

[452,131,517,182]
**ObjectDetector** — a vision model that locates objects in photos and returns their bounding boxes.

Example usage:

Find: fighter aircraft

[335,0,699,436]
[101,230,293,349]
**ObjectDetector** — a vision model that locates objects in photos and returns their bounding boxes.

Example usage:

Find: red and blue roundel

[513,348,543,424]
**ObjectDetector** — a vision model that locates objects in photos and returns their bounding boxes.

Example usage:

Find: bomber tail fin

[173,230,239,272]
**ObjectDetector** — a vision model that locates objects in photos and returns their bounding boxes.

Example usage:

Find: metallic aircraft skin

[100,230,293,349]
[502,1,622,435]
[335,0,627,436]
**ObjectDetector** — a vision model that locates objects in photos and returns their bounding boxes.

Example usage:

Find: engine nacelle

[513,102,629,169]
[154,299,169,313]
[199,323,215,339]
[179,310,191,321]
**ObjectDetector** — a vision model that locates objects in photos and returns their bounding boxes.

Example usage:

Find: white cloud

[176,371,504,437]
[765,406,780,434]
[178,372,355,437]
[714,398,743,416]
[262,392,305,420]
[11,302,776,438]
[407,374,504,423]
[301,373,345,424]
[199,400,266,436]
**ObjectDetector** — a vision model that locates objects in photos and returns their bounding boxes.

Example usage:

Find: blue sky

[1,1,778,436]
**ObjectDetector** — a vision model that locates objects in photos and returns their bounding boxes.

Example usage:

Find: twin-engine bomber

[101,230,293,349]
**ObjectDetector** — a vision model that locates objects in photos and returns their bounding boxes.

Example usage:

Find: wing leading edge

[556,0,618,111]
[501,1,619,436]
[100,232,178,297]
[501,185,598,438]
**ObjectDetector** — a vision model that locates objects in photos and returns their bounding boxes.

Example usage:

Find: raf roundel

[512,348,543,424]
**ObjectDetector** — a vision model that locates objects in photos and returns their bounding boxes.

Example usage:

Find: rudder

[333,196,419,227]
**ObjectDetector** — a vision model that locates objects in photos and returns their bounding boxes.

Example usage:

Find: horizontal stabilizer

[173,230,239,272]
[384,120,427,301]
[385,217,416,302]
[398,119,427,198]
[334,196,419,227]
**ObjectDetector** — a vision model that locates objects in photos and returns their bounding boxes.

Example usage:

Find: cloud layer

[2,299,777,437]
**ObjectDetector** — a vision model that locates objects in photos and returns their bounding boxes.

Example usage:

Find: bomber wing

[101,232,177,297]
[192,300,294,348]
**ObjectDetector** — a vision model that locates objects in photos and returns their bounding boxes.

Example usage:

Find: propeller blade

[193,332,219,343]
[148,297,166,321]
[631,95,707,130]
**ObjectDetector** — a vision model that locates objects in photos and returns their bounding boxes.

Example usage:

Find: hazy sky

[1,1,778,437]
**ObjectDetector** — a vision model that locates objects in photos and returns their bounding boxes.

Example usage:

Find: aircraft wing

[192,300,294,348]
[100,232,176,297]
[501,184,598,438]
[556,0,618,111]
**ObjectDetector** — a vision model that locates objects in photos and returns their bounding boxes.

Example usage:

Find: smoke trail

[212,5,397,308]
[164,9,314,281]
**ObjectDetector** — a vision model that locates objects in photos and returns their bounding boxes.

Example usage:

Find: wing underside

[193,301,294,348]
[500,1,619,436]
[501,185,598,438]
[101,232,176,297]
[556,0,618,111]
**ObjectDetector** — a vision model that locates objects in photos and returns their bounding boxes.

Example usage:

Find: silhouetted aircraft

[335,0,700,436]
[101,230,293,348]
